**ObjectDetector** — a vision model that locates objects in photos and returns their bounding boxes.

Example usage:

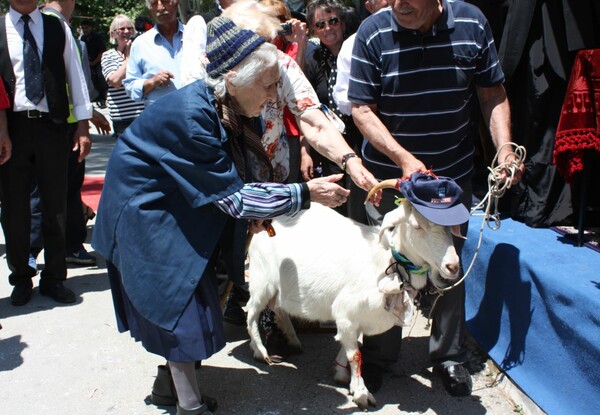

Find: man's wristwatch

[341,152,359,172]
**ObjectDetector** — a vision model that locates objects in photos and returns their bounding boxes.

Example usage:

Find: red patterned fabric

[553,49,600,183]
[0,79,9,110]
[281,42,301,137]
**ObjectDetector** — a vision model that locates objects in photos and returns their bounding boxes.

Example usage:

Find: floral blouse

[249,51,320,183]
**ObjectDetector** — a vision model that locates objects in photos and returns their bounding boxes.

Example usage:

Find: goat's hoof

[354,396,369,411]
[268,354,284,364]
[368,392,377,407]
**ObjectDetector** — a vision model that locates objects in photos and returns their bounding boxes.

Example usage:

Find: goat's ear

[379,204,406,248]
[378,272,403,294]
[379,228,393,249]
[451,224,466,239]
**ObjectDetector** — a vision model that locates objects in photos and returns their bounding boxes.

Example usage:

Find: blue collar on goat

[388,246,430,291]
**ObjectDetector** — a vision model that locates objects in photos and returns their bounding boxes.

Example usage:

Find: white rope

[425,143,527,322]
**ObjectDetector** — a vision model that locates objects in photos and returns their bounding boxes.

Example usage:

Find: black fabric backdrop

[468,0,600,227]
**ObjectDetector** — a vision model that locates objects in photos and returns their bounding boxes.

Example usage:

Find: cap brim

[412,203,470,226]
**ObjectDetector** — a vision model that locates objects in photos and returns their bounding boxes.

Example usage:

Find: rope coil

[424,143,526,322]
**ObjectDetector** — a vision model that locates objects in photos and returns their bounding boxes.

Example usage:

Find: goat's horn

[365,178,401,203]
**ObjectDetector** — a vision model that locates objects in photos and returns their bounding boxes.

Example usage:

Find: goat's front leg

[333,346,350,385]
[335,319,376,410]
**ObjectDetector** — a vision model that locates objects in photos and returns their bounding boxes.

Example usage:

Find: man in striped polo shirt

[348,0,524,397]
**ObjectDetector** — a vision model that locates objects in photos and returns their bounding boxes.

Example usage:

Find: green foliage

[73,0,151,41]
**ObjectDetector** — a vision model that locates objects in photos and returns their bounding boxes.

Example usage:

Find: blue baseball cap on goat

[399,173,470,226]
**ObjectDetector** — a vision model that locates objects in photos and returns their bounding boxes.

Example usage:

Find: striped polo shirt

[348,0,504,182]
[101,49,145,121]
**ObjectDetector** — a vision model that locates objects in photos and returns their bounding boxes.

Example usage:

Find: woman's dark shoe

[151,365,218,412]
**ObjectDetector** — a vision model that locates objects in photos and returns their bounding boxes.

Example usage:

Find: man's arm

[477,84,525,182]
[62,21,93,162]
[298,108,379,193]
[123,45,174,101]
[351,102,426,177]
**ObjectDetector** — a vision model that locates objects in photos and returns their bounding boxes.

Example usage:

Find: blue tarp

[464,216,600,415]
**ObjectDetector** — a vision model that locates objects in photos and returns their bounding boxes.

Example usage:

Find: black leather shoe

[362,362,383,393]
[39,281,76,304]
[439,364,472,397]
[10,281,33,306]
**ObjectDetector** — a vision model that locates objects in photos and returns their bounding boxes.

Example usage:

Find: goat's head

[368,176,469,289]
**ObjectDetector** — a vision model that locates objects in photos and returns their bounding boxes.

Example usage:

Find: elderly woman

[92,18,350,415]
[223,0,376,189]
[101,14,145,139]
[219,0,379,359]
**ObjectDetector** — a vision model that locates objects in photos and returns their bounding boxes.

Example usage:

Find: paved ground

[0,120,536,414]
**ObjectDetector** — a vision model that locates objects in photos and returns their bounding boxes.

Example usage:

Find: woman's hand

[307,174,350,208]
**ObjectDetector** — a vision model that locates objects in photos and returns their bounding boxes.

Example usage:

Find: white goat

[247,192,462,410]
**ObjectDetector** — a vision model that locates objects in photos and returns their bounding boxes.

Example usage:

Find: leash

[389,143,527,327]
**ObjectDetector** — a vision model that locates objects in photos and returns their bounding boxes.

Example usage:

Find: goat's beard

[429,270,460,290]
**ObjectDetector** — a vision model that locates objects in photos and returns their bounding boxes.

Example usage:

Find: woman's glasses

[314,16,340,31]
[115,26,134,32]
[149,0,176,6]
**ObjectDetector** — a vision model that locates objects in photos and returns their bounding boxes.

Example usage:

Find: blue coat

[92,80,244,331]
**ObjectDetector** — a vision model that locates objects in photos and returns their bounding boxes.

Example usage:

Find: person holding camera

[303,0,365,222]
[101,14,145,139]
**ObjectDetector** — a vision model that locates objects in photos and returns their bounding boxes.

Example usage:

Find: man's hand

[73,120,92,162]
[306,174,350,208]
[151,70,175,89]
[343,156,382,206]
[498,145,525,185]
[91,109,111,135]
[300,152,314,181]
[0,133,12,165]
[0,111,11,165]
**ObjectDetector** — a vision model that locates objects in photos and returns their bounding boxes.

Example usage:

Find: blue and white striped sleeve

[213,182,308,219]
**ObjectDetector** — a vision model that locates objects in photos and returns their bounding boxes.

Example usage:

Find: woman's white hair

[206,42,278,100]
[108,14,133,45]
[222,0,280,41]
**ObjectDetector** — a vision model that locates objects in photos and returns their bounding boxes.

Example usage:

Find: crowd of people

[0,0,525,414]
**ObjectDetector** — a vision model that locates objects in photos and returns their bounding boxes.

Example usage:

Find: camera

[129,31,142,42]
[278,22,292,36]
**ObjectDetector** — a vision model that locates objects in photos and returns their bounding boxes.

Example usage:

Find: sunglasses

[149,0,176,6]
[314,16,340,31]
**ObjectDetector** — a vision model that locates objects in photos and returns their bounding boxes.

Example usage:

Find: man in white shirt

[0,0,93,306]
[332,0,389,117]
